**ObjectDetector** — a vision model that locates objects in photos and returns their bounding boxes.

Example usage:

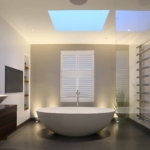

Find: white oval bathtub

[36,107,114,137]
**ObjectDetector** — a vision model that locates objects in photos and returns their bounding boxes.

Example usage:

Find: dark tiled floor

[0,120,150,150]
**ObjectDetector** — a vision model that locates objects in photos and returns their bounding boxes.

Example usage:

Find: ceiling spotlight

[70,0,88,5]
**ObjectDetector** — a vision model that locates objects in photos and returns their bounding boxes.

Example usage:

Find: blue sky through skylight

[116,11,150,32]
[48,10,110,31]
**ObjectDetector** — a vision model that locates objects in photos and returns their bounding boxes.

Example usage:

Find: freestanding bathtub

[36,107,114,137]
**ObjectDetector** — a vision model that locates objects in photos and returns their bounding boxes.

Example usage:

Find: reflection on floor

[0,120,150,150]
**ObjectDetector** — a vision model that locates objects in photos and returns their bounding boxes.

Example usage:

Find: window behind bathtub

[61,51,94,102]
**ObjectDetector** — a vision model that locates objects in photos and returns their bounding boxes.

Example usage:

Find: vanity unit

[0,105,17,140]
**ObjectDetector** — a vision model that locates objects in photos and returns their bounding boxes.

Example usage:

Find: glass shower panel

[115,0,150,125]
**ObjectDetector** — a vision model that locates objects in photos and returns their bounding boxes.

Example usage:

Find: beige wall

[31,44,128,118]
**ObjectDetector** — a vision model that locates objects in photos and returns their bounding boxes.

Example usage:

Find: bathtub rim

[36,107,115,115]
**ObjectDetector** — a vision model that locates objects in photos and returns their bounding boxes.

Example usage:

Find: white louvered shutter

[116,51,129,95]
[61,77,77,102]
[61,51,94,102]
[79,77,94,102]
[78,54,93,71]
[78,53,94,102]
[62,54,77,71]
[61,52,77,102]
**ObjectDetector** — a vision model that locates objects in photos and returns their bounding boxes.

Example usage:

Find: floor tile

[110,141,150,150]
[42,141,115,150]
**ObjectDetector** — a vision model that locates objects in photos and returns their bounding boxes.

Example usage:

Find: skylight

[48,10,110,31]
[116,10,150,32]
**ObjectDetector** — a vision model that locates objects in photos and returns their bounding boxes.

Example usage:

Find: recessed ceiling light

[70,0,88,5]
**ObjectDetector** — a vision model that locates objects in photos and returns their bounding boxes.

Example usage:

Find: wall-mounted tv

[5,66,23,93]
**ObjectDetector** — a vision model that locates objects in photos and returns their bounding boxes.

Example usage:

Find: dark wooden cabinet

[0,105,17,140]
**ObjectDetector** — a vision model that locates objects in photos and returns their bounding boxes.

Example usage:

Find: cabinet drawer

[0,121,16,140]
[0,113,16,128]
[0,105,17,119]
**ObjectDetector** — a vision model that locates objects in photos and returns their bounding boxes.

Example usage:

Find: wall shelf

[25,66,29,70]
[24,108,29,111]
[24,54,29,111]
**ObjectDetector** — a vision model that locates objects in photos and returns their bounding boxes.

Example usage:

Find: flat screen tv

[5,66,23,93]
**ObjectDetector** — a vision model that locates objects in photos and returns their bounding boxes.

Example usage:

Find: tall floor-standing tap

[76,90,80,107]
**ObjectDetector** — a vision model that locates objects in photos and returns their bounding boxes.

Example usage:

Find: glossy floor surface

[0,120,150,150]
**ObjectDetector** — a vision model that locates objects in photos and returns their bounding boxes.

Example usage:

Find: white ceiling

[0,0,150,45]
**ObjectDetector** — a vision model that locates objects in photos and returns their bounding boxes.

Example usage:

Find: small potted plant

[113,89,129,124]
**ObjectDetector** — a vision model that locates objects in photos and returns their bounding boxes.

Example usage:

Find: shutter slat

[79,77,94,98]
[78,54,93,71]
[61,77,76,98]
[62,54,77,71]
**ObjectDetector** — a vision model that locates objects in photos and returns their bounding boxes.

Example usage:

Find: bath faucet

[76,90,80,107]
